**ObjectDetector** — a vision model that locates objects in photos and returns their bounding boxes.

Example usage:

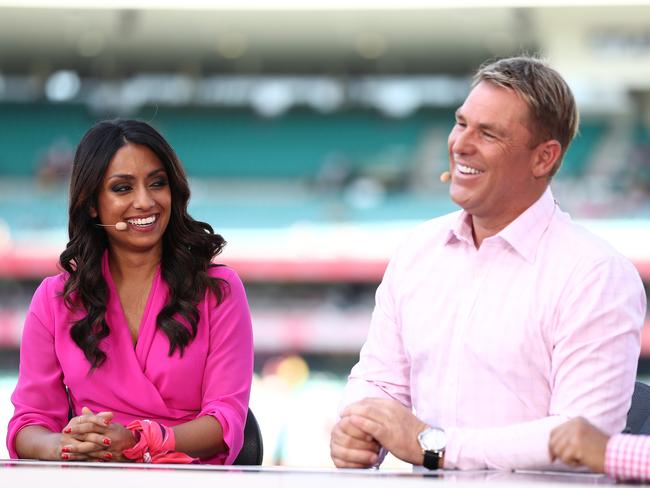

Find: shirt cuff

[605,433,650,480]
[604,434,622,477]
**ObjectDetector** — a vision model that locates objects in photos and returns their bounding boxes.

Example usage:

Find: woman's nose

[133,187,155,210]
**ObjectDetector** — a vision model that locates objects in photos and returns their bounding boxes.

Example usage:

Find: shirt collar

[447,211,475,247]
[498,187,557,263]
[445,187,557,263]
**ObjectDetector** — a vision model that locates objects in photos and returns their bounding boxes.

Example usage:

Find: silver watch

[417,426,446,470]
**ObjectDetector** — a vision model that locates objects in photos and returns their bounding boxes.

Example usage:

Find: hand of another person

[549,417,609,473]
[341,398,428,466]
[330,415,381,468]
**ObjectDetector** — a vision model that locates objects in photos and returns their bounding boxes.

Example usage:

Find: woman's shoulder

[27,271,69,325]
[207,264,242,283]
[34,271,68,300]
[206,264,247,302]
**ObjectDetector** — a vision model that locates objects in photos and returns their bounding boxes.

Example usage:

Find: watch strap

[423,449,444,470]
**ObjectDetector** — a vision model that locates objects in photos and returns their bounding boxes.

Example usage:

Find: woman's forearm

[15,425,61,460]
[172,415,226,459]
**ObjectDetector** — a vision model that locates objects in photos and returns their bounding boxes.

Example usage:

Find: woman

[7,119,253,464]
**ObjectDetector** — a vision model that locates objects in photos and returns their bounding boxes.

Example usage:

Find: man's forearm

[444,415,569,470]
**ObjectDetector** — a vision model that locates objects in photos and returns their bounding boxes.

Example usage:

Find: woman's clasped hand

[57,407,135,462]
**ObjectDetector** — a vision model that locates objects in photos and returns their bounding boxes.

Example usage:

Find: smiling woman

[6,120,254,465]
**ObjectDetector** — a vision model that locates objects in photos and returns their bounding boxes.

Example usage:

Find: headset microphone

[440,171,451,183]
[97,222,128,231]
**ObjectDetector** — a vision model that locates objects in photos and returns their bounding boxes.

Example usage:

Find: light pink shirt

[7,254,253,464]
[342,188,646,470]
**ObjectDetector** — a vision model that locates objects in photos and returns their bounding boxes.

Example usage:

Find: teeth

[127,215,156,226]
[457,164,483,175]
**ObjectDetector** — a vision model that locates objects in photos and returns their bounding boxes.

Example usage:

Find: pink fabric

[342,188,646,470]
[7,254,253,464]
[122,419,196,464]
[605,434,650,480]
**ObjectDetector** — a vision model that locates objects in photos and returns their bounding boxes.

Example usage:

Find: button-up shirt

[342,188,646,470]
[605,434,650,480]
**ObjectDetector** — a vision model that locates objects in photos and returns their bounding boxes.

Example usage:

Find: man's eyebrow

[477,122,504,135]
[454,111,505,136]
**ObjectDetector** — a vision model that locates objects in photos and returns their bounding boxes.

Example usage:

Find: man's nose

[451,128,475,155]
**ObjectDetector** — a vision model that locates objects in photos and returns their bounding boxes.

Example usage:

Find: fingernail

[103,438,111,445]
[103,419,110,425]
[104,452,113,460]
[63,427,72,433]
[62,447,70,453]
[61,453,69,460]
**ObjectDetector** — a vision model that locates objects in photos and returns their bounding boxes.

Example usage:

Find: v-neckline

[122,277,155,347]
[102,252,161,351]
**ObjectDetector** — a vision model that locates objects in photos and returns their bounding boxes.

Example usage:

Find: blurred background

[1,0,650,468]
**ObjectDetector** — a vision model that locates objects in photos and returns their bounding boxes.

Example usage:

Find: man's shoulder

[547,213,637,273]
[403,211,461,243]
[389,211,462,262]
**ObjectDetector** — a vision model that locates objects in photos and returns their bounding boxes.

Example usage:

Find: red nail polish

[63,427,72,434]
[62,447,70,453]
[104,452,112,460]
[103,438,110,445]
[103,419,110,425]
[61,453,69,460]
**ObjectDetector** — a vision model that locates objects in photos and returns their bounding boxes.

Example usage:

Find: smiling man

[330,56,647,471]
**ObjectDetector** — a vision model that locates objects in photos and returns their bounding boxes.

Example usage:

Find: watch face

[419,427,446,451]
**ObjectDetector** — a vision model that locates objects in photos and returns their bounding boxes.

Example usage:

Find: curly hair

[59,119,227,369]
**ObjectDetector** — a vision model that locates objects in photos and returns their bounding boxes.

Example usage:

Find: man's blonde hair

[473,56,579,177]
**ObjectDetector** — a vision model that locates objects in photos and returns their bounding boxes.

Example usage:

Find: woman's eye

[151,179,168,188]
[111,184,131,193]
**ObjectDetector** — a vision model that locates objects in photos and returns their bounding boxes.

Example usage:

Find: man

[550,417,650,480]
[330,56,646,471]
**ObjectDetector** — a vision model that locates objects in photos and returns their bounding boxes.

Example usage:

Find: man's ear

[89,206,98,218]
[532,139,562,179]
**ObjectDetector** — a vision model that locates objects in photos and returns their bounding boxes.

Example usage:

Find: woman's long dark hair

[59,119,227,369]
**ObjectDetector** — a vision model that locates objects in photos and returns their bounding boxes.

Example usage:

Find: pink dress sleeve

[6,276,70,458]
[198,267,254,464]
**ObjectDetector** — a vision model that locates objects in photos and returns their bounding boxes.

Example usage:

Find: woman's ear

[89,206,98,218]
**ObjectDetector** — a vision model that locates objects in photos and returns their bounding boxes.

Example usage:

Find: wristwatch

[417,426,446,470]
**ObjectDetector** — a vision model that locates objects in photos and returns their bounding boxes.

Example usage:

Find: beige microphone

[97,222,128,231]
[440,171,451,183]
